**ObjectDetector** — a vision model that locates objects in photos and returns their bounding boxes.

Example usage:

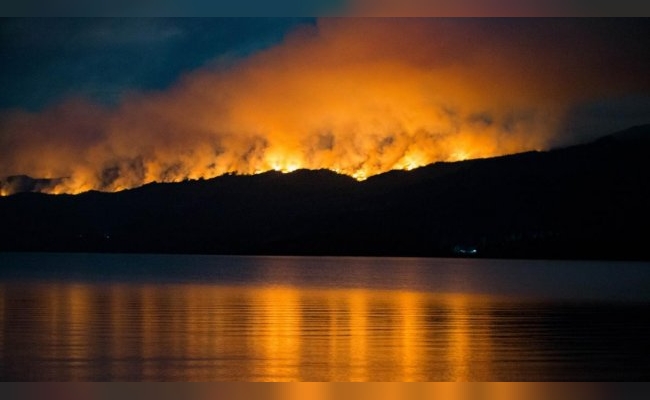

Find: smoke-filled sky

[1,18,649,194]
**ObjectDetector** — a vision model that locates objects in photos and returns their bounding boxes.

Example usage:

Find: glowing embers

[269,159,301,174]
[450,150,470,162]
[394,152,427,171]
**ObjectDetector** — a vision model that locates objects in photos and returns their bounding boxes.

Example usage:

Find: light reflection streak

[66,284,91,380]
[397,291,421,381]
[348,290,369,381]
[446,295,470,381]
[326,295,343,381]
[252,287,302,381]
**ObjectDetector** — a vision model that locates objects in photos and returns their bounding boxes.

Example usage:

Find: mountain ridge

[2,124,649,260]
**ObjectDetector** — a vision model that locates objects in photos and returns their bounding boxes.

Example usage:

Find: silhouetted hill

[2,125,649,260]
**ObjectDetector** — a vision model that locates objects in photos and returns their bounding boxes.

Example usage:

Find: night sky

[1,18,649,194]
[1,18,314,110]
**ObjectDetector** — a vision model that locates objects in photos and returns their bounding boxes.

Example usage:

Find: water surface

[1,253,649,381]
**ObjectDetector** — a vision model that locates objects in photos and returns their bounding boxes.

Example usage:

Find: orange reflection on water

[0,282,503,381]
[446,295,470,381]
[65,284,92,380]
[347,289,369,381]
[396,291,422,381]
[251,287,302,381]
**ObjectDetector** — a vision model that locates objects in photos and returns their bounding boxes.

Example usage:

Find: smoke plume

[1,18,649,194]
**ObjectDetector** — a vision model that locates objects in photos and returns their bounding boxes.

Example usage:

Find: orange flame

[1,19,646,195]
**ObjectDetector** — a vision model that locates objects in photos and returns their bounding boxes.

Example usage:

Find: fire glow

[1,19,647,195]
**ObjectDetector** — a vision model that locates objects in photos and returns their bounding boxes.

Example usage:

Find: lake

[1,253,649,381]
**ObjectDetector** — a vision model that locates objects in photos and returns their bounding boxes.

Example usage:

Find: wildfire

[450,150,470,162]
[0,105,551,195]
[3,19,642,195]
